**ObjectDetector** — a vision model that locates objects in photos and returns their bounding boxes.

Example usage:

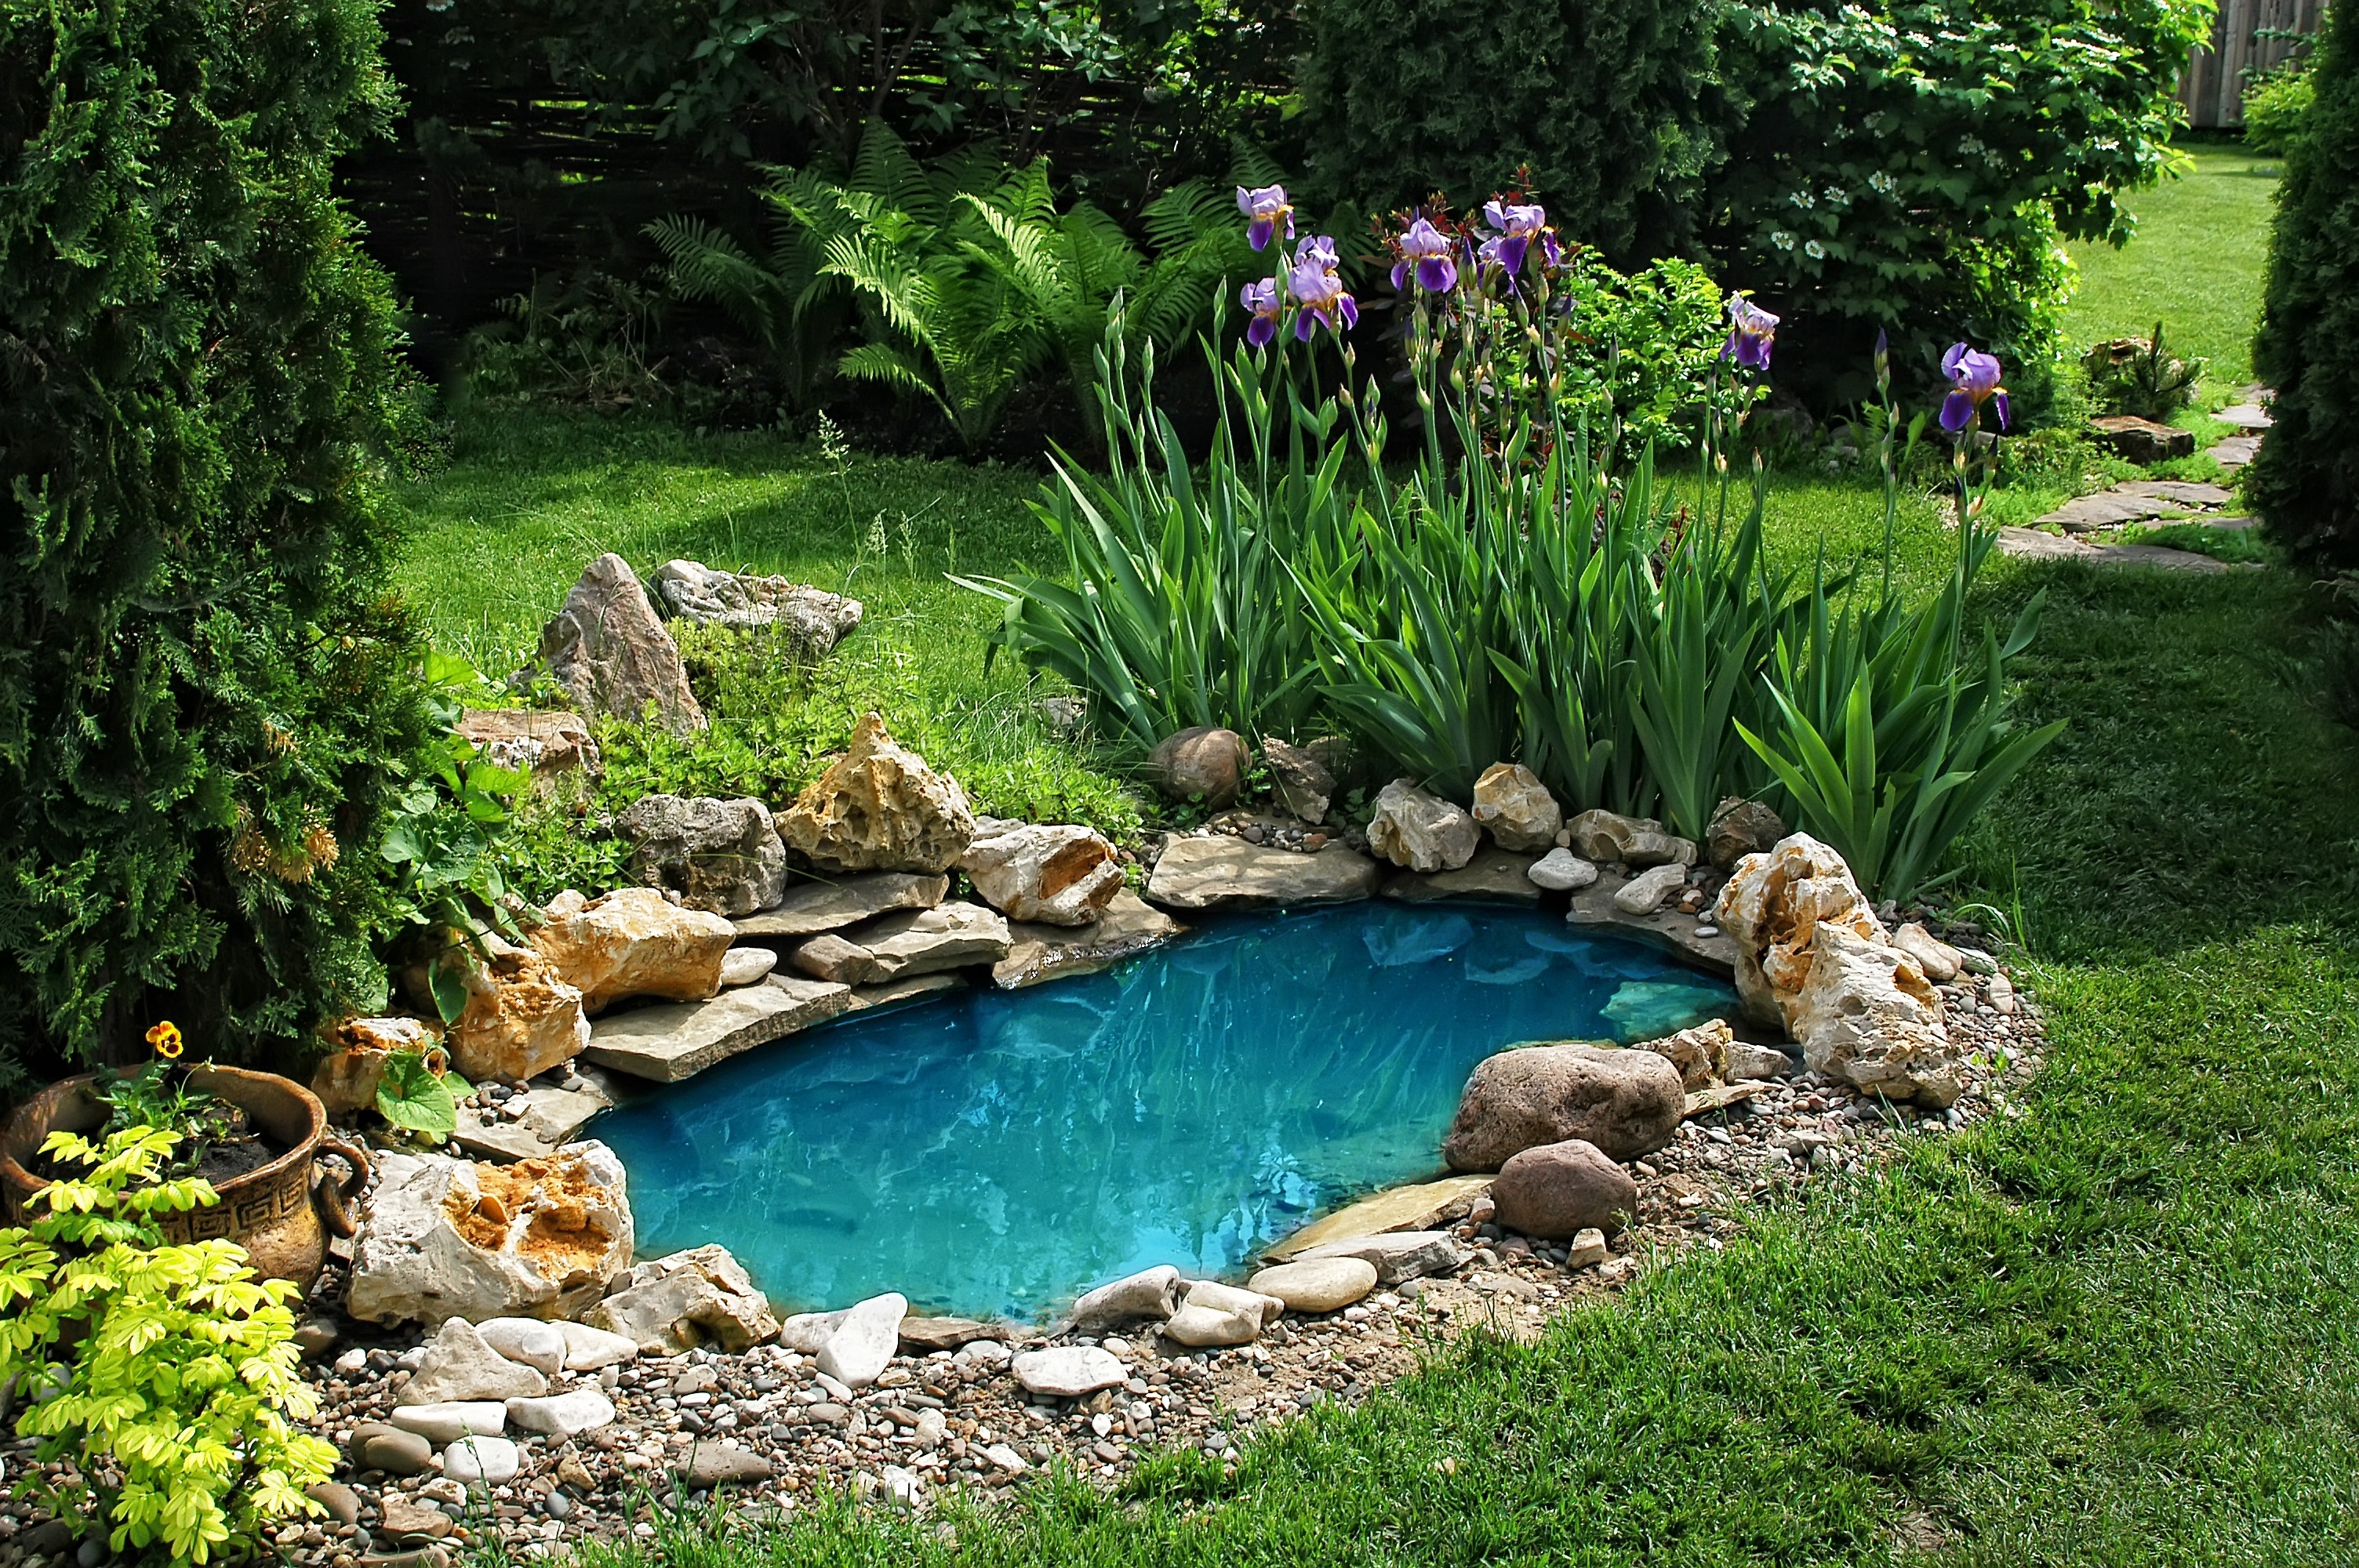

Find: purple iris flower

[1236,184,1295,252]
[1286,247,1358,339]
[1240,277,1283,348]
[1939,343,2009,433]
[1390,217,1459,293]
[1478,199,1548,277]
[1721,292,1780,371]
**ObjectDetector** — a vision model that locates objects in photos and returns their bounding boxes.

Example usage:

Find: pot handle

[313,1137,371,1240]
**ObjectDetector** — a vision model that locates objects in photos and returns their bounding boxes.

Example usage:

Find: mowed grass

[2062,143,2281,389]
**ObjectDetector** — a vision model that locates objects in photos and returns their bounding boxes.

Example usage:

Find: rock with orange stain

[311,1016,441,1118]
[347,1142,634,1327]
[447,940,591,1083]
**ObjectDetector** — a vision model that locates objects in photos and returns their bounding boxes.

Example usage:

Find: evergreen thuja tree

[0,0,433,1092]
[2249,0,2359,570]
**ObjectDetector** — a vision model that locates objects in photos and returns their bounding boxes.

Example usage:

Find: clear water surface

[594,902,1732,1320]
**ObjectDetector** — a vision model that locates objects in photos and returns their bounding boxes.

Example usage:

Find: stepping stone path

[2006,392,2273,572]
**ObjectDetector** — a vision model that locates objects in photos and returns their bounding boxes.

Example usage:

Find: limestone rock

[1612,862,1688,915]
[582,975,851,1083]
[685,1444,772,1489]
[993,890,1183,989]
[1260,736,1335,823]
[442,1434,521,1486]
[558,1322,639,1370]
[1442,1042,1685,1169]
[1069,1265,1181,1330]
[1565,1229,1609,1269]
[506,1388,616,1438]
[1144,837,1383,910]
[405,1319,547,1405]
[530,887,734,1014]
[1162,1302,1258,1347]
[816,1293,908,1388]
[1368,779,1480,873]
[1147,726,1249,807]
[1707,797,1786,871]
[898,1316,1005,1352]
[959,822,1123,926]
[534,554,705,733]
[1794,925,1962,1107]
[347,1144,633,1327]
[1725,1040,1794,1081]
[777,713,975,873]
[856,902,1012,978]
[587,1244,780,1354]
[1639,1018,1732,1091]
[1526,848,1600,892]
[718,946,777,987]
[1012,1346,1127,1399]
[1292,1230,1466,1286]
[1471,763,1561,851]
[445,940,590,1085]
[1186,1279,1283,1325]
[778,1310,850,1354]
[649,561,863,652]
[1247,1257,1377,1313]
[1489,1138,1637,1239]
[1711,832,1888,1033]
[1263,1174,1493,1261]
[1381,847,1542,904]
[456,709,601,788]
[732,872,949,938]
[788,932,886,985]
[312,1016,436,1118]
[1564,808,1697,868]
[616,795,788,918]
[474,1317,567,1375]
[388,1402,506,1443]
[1892,921,1962,982]
[377,1496,455,1544]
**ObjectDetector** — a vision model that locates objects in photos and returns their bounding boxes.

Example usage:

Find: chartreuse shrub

[965,193,2059,895]
[2249,0,2359,572]
[0,0,431,1091]
[0,1127,336,1563]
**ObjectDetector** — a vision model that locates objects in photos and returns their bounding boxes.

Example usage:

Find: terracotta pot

[1,1065,369,1292]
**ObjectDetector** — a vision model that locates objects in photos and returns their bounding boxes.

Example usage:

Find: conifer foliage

[0,0,431,1089]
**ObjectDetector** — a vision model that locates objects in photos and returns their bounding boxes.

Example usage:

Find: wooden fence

[2179,0,2327,126]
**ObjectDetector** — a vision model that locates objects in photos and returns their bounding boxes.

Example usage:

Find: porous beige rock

[958,822,1123,926]
[1147,726,1249,807]
[649,561,863,651]
[1368,779,1480,873]
[534,553,706,733]
[1639,1018,1733,1091]
[529,887,735,1014]
[1442,1042,1685,1169]
[446,942,590,1084]
[585,1243,780,1354]
[1710,832,1887,1033]
[616,795,789,917]
[1471,763,1562,851]
[312,1016,438,1118]
[1794,925,1962,1107]
[777,713,976,873]
[1564,808,1698,868]
[347,1144,634,1327]
[404,1319,547,1405]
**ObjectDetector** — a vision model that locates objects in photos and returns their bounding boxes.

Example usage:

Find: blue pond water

[595,902,1733,1320]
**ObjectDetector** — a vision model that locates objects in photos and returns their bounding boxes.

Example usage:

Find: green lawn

[2062,144,2281,390]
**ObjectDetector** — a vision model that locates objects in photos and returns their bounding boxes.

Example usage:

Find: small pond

[596,902,1734,1320]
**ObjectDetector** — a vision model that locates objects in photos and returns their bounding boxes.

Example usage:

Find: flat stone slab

[1383,847,1543,904]
[1997,528,2230,573]
[732,873,948,938]
[2215,402,2272,431]
[2208,435,2262,468]
[1683,1083,1771,1119]
[582,975,852,1082]
[451,1082,612,1163]
[1565,868,1737,974]
[2037,492,2189,534]
[2095,543,2230,574]
[2113,479,2234,508]
[993,890,1184,989]
[1998,527,2103,561]
[842,971,964,1014]
[1146,837,1383,910]
[1264,1174,1495,1261]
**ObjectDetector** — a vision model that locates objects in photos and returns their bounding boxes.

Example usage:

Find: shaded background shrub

[2250,0,2359,572]
[0,0,431,1097]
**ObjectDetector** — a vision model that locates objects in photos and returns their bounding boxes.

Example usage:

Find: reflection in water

[596,902,1731,1319]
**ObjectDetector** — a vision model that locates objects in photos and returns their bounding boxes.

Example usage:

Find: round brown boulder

[1491,1138,1637,1239]
[1441,1042,1685,1170]
[1148,726,1249,807]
